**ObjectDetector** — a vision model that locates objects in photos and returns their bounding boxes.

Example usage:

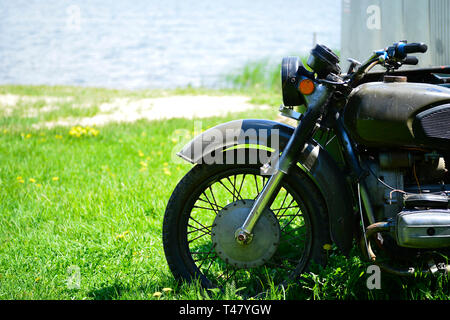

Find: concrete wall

[341,0,450,72]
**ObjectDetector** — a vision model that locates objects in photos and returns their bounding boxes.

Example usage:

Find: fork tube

[235,85,331,243]
[236,169,285,240]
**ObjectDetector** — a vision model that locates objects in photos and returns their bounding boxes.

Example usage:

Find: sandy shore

[0,94,270,128]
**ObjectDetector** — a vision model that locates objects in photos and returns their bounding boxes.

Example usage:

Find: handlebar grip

[403,56,419,65]
[398,43,428,57]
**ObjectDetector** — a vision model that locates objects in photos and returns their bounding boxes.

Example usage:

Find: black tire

[163,162,330,294]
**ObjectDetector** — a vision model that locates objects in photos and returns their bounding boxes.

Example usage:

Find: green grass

[0,78,449,300]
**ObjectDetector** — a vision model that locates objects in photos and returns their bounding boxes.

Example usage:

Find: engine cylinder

[396,209,450,248]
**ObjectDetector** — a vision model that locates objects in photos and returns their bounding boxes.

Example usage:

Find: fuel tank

[343,82,450,151]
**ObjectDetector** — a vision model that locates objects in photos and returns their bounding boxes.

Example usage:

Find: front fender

[177,119,293,164]
[177,119,354,255]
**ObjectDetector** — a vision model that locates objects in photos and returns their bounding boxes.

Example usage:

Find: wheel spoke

[253,174,260,199]
[187,223,212,235]
[276,198,296,218]
[183,166,311,293]
[280,209,302,233]
[216,266,237,283]
[193,205,219,212]
[236,174,246,200]
[208,186,222,210]
[225,176,239,202]
[218,180,243,201]
[197,246,217,270]
[188,231,211,244]
[199,191,220,214]
[272,205,300,212]
[196,198,224,210]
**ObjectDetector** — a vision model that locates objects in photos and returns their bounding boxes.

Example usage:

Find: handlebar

[385,41,428,59]
[402,56,419,65]
[396,42,428,58]
[346,41,428,86]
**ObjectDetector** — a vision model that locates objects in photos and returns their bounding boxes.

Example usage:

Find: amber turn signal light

[298,79,315,95]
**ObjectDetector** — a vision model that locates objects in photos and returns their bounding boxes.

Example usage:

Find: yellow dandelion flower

[35,277,41,283]
[3,129,8,134]
[52,177,59,181]
[139,161,148,167]
[55,135,63,139]
[116,230,130,239]
[69,126,100,138]
[163,162,169,167]
[138,150,144,157]
[162,288,172,293]
[153,292,162,298]
[25,133,32,139]
[36,184,42,188]
[163,168,171,176]
[17,179,25,184]
[323,243,332,251]
[89,128,99,136]
[29,178,36,183]
[16,176,23,180]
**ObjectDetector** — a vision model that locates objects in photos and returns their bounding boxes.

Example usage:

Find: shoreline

[0,84,279,130]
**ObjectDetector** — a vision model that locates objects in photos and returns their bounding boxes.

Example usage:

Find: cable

[412,163,422,194]
[366,162,449,196]
[366,164,402,191]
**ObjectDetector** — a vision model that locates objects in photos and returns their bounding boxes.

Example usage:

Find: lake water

[0,0,341,89]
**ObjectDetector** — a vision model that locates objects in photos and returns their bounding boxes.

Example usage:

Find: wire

[366,164,401,191]
[413,163,422,194]
[357,183,370,258]
[366,162,448,196]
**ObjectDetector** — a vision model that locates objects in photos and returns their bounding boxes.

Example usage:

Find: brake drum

[211,200,280,269]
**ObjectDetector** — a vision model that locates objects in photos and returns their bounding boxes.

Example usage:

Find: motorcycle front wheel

[162,162,330,295]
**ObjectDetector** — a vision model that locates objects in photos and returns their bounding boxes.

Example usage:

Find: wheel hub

[211,200,280,269]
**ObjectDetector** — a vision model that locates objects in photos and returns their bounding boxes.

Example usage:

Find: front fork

[235,84,332,244]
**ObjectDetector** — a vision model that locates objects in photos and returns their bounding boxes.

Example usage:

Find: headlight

[281,45,340,107]
[281,56,305,107]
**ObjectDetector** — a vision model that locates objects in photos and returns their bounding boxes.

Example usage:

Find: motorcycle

[163,41,450,294]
